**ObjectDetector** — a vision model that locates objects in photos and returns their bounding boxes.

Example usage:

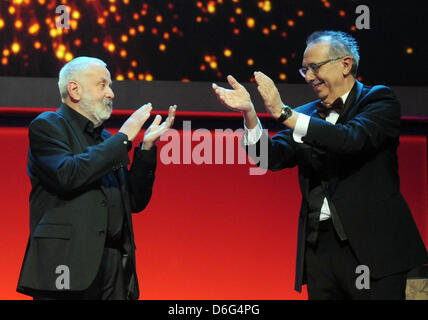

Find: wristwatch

[276,105,293,123]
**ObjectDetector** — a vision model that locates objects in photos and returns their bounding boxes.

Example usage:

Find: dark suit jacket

[250,80,427,292]
[17,104,157,299]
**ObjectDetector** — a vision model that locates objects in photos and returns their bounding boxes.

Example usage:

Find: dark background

[1,0,427,85]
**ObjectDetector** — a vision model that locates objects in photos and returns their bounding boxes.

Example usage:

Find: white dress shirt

[244,91,350,221]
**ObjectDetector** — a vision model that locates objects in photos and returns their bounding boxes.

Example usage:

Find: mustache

[103,98,113,108]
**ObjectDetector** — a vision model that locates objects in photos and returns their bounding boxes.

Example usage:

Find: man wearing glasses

[212,30,427,299]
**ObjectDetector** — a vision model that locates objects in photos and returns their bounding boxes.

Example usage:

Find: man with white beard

[17,57,177,300]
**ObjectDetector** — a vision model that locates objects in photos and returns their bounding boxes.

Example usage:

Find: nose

[305,69,316,83]
[106,86,115,99]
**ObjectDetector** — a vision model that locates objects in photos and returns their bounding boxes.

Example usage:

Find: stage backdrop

[0,113,426,300]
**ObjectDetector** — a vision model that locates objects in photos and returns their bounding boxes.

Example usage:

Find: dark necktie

[316,97,344,119]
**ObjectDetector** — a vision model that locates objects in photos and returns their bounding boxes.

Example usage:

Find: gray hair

[58,56,107,102]
[306,30,360,77]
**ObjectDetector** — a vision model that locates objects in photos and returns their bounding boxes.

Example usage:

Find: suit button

[101,200,108,207]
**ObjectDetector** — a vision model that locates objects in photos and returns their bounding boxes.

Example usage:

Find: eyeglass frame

[298,56,346,78]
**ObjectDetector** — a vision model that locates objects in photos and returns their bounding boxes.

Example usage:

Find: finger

[150,114,162,128]
[226,75,243,90]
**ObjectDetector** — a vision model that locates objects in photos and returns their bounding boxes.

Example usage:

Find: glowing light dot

[159,44,166,51]
[9,6,16,15]
[235,8,242,15]
[196,2,203,8]
[204,55,211,63]
[156,15,163,23]
[258,1,271,12]
[163,32,170,40]
[74,39,81,47]
[406,47,414,54]
[271,24,277,31]
[279,73,287,80]
[1,57,8,65]
[246,18,255,28]
[15,20,23,29]
[110,5,117,13]
[262,28,269,35]
[11,42,21,54]
[127,71,135,79]
[145,74,153,81]
[123,0,130,4]
[107,43,116,52]
[210,61,218,69]
[200,64,206,71]
[138,25,145,32]
[233,28,240,35]
[34,41,42,49]
[56,50,64,59]
[28,23,40,34]
[297,10,304,16]
[72,11,80,19]
[339,10,346,17]
[288,20,295,27]
[121,34,128,42]
[97,17,106,25]
[281,57,287,64]
[350,26,356,31]
[13,0,24,4]
[207,1,216,14]
[131,60,138,67]
[196,16,202,23]
[0,19,5,29]
[116,75,125,81]
[120,49,127,58]
[65,52,74,62]
[133,13,139,20]
[38,0,45,4]
[3,49,10,56]
[129,28,136,36]
[138,74,144,80]
[247,58,254,66]
[224,49,232,57]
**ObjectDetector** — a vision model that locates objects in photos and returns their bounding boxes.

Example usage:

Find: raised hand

[141,104,177,150]
[254,71,284,119]
[119,103,152,141]
[212,75,255,113]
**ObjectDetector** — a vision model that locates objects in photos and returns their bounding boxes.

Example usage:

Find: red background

[0,116,426,300]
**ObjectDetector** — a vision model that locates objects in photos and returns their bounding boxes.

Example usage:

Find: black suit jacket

[251,81,427,292]
[17,104,157,299]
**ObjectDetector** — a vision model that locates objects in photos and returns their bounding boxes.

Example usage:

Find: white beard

[80,94,113,127]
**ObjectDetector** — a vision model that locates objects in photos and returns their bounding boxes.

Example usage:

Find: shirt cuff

[293,113,311,143]
[243,118,263,145]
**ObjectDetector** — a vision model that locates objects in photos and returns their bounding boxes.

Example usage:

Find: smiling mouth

[311,81,324,89]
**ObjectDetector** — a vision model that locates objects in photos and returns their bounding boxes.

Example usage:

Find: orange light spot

[163,32,170,40]
[129,27,136,36]
[97,17,106,25]
[121,34,128,42]
[288,20,295,27]
[15,20,23,30]
[116,75,125,81]
[159,43,166,51]
[279,73,287,80]
[11,42,21,54]
[235,8,242,15]
[0,19,5,29]
[3,49,10,56]
[28,23,40,34]
[9,6,16,15]
[145,74,153,81]
[233,28,240,35]
[246,17,255,28]
[209,61,218,69]
[406,47,414,54]
[247,58,254,66]
[74,39,81,47]
[207,1,216,13]
[224,49,232,57]
[1,57,8,65]
[120,49,127,58]
[156,15,163,23]
[297,10,304,16]
[34,41,42,49]
[262,27,269,35]
[127,71,135,79]
[109,5,117,13]
[131,60,138,67]
[339,10,346,17]
[107,43,116,52]
[65,52,73,62]
[138,74,144,80]
[72,11,80,19]
[280,57,287,64]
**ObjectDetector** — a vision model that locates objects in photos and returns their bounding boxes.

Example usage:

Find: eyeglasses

[298,56,345,78]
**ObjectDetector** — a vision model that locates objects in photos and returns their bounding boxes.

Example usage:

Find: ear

[67,81,81,102]
[342,56,353,76]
